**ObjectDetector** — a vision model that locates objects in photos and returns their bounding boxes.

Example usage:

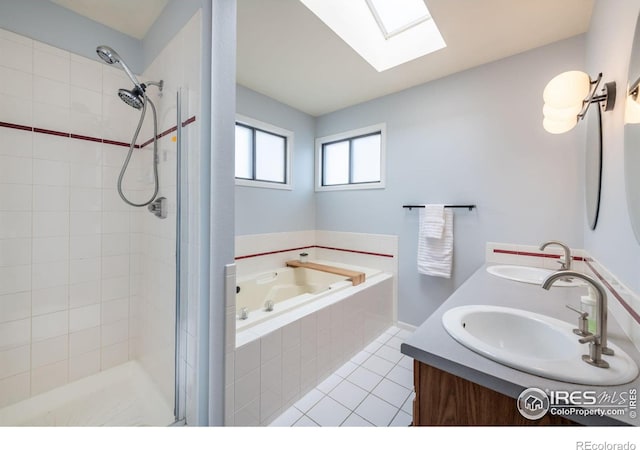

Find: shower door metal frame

[172,87,186,425]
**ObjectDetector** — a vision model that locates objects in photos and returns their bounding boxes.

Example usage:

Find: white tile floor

[269,326,414,427]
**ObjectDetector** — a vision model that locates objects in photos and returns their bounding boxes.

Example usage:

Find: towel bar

[403,204,476,211]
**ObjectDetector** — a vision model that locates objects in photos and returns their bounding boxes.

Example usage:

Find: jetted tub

[235,266,357,331]
[230,260,394,425]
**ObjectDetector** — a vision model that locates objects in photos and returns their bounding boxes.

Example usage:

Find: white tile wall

[0,26,145,409]
[235,230,316,278]
[582,254,640,353]
[485,242,587,274]
[0,13,203,420]
[129,10,202,423]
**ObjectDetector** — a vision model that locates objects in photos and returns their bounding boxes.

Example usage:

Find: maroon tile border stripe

[493,248,584,261]
[33,127,69,138]
[0,121,31,131]
[0,115,197,150]
[584,259,640,325]
[235,246,314,260]
[102,138,134,148]
[494,248,639,324]
[70,133,102,143]
[139,116,197,149]
[235,245,395,260]
[314,245,394,258]
[0,121,133,147]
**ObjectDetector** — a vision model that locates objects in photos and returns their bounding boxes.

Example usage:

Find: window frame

[315,123,386,192]
[235,114,293,190]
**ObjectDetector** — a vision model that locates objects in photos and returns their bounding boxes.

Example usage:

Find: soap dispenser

[580,287,597,334]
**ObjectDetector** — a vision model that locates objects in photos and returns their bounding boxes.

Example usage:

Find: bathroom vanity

[411,360,575,425]
[401,265,640,426]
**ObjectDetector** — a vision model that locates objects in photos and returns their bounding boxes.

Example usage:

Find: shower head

[96,45,119,64]
[118,87,144,110]
[96,44,143,90]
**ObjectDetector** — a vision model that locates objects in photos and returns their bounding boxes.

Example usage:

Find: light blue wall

[315,36,586,326]
[235,85,316,235]
[143,0,203,70]
[583,0,640,294]
[0,0,203,75]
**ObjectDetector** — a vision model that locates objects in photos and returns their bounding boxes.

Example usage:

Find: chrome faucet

[542,270,613,369]
[539,240,572,270]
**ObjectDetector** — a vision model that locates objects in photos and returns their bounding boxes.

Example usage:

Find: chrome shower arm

[144,80,164,91]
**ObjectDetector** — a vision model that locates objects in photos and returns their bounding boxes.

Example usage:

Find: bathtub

[235,266,358,331]
[229,260,394,425]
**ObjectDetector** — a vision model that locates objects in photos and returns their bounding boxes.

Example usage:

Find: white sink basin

[487,265,582,286]
[442,305,638,385]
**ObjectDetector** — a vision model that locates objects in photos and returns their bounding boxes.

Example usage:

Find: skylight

[300,0,446,72]
[366,0,430,39]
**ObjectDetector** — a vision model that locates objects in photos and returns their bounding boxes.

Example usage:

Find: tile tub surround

[226,231,399,424]
[228,274,394,426]
[234,230,399,322]
[235,230,398,278]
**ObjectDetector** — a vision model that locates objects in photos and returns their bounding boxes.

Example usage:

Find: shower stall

[0,4,205,426]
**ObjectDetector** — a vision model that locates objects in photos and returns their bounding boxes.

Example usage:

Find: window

[316,124,386,191]
[235,115,293,189]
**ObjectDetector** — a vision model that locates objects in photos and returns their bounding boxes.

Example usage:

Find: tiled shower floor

[269,326,414,427]
[0,361,174,426]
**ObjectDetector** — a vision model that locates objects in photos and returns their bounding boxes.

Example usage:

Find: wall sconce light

[542,71,616,134]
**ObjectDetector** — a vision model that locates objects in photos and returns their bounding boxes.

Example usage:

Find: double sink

[442,262,639,386]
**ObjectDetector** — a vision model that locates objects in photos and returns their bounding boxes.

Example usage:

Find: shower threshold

[0,361,174,426]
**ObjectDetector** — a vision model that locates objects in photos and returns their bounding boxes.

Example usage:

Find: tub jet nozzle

[264,300,274,312]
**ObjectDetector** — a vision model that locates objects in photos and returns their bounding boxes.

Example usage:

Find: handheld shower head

[96,45,143,90]
[96,45,119,64]
[118,88,144,110]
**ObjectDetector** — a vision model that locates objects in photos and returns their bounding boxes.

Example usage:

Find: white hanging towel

[422,204,445,238]
[417,205,454,278]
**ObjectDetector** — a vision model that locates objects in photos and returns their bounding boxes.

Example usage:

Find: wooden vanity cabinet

[411,360,576,426]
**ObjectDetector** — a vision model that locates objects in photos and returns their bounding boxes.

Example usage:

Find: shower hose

[117,93,159,207]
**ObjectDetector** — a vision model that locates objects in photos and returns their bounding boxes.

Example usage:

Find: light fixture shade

[543,117,578,134]
[625,95,640,124]
[543,71,591,108]
[542,104,581,122]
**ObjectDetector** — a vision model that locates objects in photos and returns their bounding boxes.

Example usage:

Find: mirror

[585,104,603,230]
[624,12,640,243]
